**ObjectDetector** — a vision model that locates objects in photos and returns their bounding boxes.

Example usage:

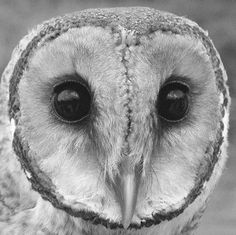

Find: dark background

[0,0,235,234]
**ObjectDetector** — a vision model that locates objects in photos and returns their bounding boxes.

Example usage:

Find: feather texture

[0,7,230,235]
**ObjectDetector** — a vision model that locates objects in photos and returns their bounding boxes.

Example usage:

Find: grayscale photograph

[0,0,235,234]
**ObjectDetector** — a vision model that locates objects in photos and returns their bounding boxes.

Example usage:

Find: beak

[111,163,142,229]
[119,173,140,229]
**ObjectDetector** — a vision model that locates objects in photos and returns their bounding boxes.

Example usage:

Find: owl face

[8,8,229,230]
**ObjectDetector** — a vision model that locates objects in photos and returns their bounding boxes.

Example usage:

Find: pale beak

[119,173,140,229]
[111,164,142,229]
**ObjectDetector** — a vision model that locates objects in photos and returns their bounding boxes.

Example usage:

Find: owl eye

[158,81,189,122]
[52,80,91,123]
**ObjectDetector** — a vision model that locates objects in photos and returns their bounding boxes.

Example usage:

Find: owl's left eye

[52,80,91,123]
[157,81,190,122]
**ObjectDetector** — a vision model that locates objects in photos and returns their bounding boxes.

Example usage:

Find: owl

[0,7,230,235]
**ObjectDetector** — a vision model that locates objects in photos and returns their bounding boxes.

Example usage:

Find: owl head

[1,7,230,232]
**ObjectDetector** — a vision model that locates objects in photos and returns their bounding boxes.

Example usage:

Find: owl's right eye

[52,80,91,123]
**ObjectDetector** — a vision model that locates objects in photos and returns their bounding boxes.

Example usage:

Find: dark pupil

[158,82,189,121]
[53,81,91,122]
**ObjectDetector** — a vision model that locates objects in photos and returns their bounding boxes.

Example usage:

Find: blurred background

[0,0,235,234]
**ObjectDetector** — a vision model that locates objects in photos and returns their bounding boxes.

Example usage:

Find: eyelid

[161,78,190,90]
[53,79,89,92]
[51,73,90,89]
